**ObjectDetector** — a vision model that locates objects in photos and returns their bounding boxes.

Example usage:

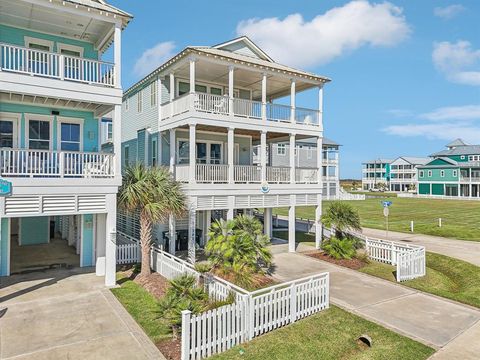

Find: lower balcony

[174,164,320,184]
[0,148,115,179]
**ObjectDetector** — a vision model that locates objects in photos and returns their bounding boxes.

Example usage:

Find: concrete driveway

[271,245,480,352]
[0,268,163,360]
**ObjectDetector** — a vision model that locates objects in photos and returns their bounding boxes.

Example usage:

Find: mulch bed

[304,251,367,270]
[133,272,169,300]
[157,338,181,360]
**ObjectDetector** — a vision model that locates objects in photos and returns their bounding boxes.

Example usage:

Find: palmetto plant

[118,164,186,277]
[321,201,361,239]
[322,237,356,260]
[205,215,272,288]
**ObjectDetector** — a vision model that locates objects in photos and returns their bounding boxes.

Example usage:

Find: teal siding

[0,103,99,152]
[0,218,9,276]
[421,168,459,181]
[432,184,444,195]
[0,24,98,60]
[418,183,430,195]
[81,214,94,267]
[20,217,49,245]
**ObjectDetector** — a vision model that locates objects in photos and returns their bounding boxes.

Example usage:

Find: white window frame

[25,113,54,151]
[276,144,286,156]
[461,155,466,160]
[440,170,445,177]
[57,117,84,152]
[151,81,157,107]
[177,138,224,164]
[419,170,424,178]
[124,145,130,167]
[453,170,458,177]
[151,137,158,166]
[106,122,113,142]
[0,112,20,148]
[24,36,53,51]
[428,170,432,177]
[57,43,84,58]
[137,90,143,113]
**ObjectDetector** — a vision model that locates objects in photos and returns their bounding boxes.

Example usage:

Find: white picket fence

[364,237,426,282]
[116,232,141,264]
[322,228,426,282]
[150,246,201,282]
[181,272,329,360]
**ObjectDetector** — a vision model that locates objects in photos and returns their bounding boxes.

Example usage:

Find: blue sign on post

[382,201,392,208]
[0,178,12,196]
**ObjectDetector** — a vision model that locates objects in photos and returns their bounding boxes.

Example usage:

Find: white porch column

[169,73,175,117]
[264,208,272,239]
[228,65,234,116]
[289,133,295,184]
[169,128,176,174]
[315,194,323,249]
[205,210,212,244]
[260,131,267,182]
[104,194,117,286]
[113,104,122,177]
[227,196,235,220]
[168,215,176,255]
[317,137,323,184]
[290,79,296,123]
[188,200,196,264]
[189,124,196,184]
[288,195,296,253]
[114,23,121,88]
[95,213,106,276]
[261,73,267,121]
[189,57,196,94]
[228,127,235,183]
[318,84,324,126]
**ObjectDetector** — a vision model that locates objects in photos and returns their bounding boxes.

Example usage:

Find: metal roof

[362,158,394,164]
[431,145,480,157]
[446,138,468,147]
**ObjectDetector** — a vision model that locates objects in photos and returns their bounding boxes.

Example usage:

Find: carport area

[0,268,162,359]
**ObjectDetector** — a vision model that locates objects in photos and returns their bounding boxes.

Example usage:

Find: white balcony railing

[296,168,319,183]
[0,43,115,87]
[196,164,228,183]
[0,148,115,178]
[167,93,320,126]
[234,165,261,183]
[267,166,290,183]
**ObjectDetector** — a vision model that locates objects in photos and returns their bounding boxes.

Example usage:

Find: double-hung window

[28,120,50,150]
[0,120,14,148]
[151,82,157,107]
[60,122,81,151]
[151,137,158,167]
[137,91,143,113]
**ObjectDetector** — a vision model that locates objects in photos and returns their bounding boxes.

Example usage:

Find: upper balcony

[163,92,321,127]
[0,0,132,104]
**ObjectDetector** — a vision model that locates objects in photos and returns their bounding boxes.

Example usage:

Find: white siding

[122,81,159,142]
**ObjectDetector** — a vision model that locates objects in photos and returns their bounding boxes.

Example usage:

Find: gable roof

[419,157,458,168]
[446,138,468,148]
[212,36,274,62]
[431,145,480,157]
[393,157,430,165]
[64,0,132,19]
[362,158,394,165]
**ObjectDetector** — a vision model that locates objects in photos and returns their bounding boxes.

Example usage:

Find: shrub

[322,237,356,260]
[322,202,361,239]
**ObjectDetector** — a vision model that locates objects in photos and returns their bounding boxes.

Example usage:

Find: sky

[110,0,480,179]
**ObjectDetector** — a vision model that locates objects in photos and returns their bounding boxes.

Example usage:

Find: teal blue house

[417,139,480,198]
[361,158,393,190]
[0,0,131,286]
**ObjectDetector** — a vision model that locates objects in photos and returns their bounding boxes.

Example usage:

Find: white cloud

[433,4,465,19]
[236,0,411,68]
[432,41,480,86]
[383,104,480,143]
[420,105,480,121]
[134,41,176,77]
[386,109,414,118]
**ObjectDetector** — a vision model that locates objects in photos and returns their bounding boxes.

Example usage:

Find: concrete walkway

[270,244,480,354]
[361,228,480,266]
[0,268,164,360]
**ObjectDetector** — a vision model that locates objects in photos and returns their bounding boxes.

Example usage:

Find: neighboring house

[100,114,114,152]
[0,0,132,286]
[119,36,329,259]
[417,139,480,198]
[256,137,340,199]
[389,157,430,192]
[361,159,393,190]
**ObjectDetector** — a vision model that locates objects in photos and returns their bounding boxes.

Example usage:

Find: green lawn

[111,273,171,343]
[271,197,480,241]
[272,230,315,246]
[211,306,434,360]
[360,252,480,308]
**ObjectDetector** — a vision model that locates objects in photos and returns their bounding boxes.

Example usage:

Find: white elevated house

[0,0,132,285]
[254,137,340,199]
[389,156,430,192]
[120,37,329,261]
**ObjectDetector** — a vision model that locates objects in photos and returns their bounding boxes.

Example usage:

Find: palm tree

[321,201,361,239]
[118,164,186,277]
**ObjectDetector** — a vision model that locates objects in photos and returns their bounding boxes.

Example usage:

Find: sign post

[381,201,392,238]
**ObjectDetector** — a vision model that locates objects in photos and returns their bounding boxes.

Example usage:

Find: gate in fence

[116,232,141,264]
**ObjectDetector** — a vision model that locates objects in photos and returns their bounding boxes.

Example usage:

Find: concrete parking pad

[0,268,163,360]
[271,247,480,350]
